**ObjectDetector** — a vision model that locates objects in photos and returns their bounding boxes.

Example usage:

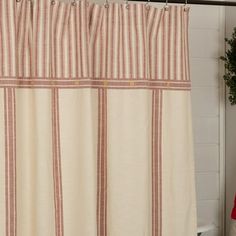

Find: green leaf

[221,28,236,105]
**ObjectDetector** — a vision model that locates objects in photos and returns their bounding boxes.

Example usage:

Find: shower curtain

[0,0,197,235]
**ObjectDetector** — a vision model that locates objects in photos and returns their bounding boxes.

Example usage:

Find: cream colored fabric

[0,0,196,235]
[162,90,196,235]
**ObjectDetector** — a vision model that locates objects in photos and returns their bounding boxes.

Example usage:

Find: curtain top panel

[0,0,190,90]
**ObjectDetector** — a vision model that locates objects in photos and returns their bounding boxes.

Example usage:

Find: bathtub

[197,220,215,236]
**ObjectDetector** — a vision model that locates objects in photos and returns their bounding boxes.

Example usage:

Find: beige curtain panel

[0,0,197,235]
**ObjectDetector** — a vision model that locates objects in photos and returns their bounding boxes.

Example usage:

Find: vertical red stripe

[167,7,172,80]
[148,9,157,79]
[87,3,95,77]
[105,8,109,78]
[141,7,146,79]
[52,89,64,236]
[42,0,49,78]
[68,5,73,78]
[180,9,184,80]
[74,5,79,78]
[184,9,190,81]
[4,88,17,236]
[15,0,23,77]
[61,5,70,79]
[121,7,126,78]
[182,8,187,81]
[154,10,163,80]
[128,6,133,79]
[162,11,166,80]
[134,5,139,78]
[110,4,115,78]
[151,9,162,80]
[98,9,103,79]
[183,9,186,81]
[117,5,120,79]
[159,91,163,236]
[16,0,29,77]
[186,10,190,81]
[79,4,84,77]
[54,3,61,78]
[97,89,107,236]
[8,89,14,236]
[84,1,90,77]
[49,2,54,78]
[34,0,40,77]
[5,0,13,76]
[21,1,30,78]
[104,91,108,236]
[97,90,101,235]
[4,88,9,236]
[174,6,178,80]
[28,24,33,77]
[92,7,102,78]
[117,5,123,79]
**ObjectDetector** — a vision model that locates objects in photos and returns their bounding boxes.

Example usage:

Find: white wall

[189,5,225,236]
[225,6,236,236]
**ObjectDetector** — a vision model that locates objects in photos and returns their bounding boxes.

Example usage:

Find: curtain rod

[129,0,236,6]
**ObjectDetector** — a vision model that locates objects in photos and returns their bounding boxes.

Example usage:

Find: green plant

[220,27,236,105]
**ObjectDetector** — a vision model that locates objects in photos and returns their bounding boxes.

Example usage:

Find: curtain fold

[0,0,197,235]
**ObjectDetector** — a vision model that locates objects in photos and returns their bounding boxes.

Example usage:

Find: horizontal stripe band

[0,78,191,90]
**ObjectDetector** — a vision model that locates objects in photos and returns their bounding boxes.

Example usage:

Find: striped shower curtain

[0,0,197,235]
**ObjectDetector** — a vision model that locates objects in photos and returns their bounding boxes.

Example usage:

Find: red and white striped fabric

[0,0,197,236]
[232,195,236,220]
[230,196,236,236]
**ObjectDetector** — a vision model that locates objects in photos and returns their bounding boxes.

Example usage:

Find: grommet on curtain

[164,0,169,11]
[145,0,150,10]
[104,0,109,9]
[16,0,21,3]
[184,0,189,11]
[72,0,77,6]
[125,0,129,9]
[51,0,56,5]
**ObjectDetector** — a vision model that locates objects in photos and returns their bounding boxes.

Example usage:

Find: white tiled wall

[225,5,236,236]
[189,5,225,236]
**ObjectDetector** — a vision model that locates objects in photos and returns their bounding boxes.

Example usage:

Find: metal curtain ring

[184,0,188,11]
[104,0,109,8]
[125,0,129,9]
[145,0,150,10]
[164,3,169,10]
[164,0,169,11]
